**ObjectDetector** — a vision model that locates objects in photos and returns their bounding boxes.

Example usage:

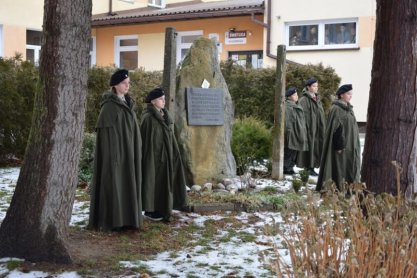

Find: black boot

[308,168,318,176]
[284,169,295,175]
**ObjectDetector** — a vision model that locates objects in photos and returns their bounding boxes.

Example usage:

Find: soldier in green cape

[316,84,361,192]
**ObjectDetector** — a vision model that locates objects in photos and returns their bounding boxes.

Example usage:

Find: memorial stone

[174,37,236,184]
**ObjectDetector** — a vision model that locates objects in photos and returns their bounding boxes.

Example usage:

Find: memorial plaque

[187,87,224,125]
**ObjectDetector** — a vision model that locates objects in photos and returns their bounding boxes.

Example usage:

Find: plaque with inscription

[187,87,224,126]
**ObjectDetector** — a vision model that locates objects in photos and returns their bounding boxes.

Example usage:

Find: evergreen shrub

[78,132,96,184]
[0,56,38,165]
[221,60,341,127]
[232,117,272,175]
[292,178,302,193]
[299,169,310,184]
[221,60,276,126]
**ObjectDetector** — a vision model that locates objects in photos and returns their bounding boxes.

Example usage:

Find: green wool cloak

[316,100,361,191]
[296,91,326,168]
[140,105,187,220]
[88,92,143,231]
[285,100,308,151]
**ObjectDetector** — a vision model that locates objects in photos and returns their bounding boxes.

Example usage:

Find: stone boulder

[175,37,236,185]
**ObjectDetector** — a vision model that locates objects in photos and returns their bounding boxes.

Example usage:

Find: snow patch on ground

[0,167,298,277]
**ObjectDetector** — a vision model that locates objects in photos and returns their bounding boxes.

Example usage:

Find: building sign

[225,31,247,45]
[187,87,224,126]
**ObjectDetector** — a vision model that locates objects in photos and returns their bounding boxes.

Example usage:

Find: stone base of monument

[181,203,275,213]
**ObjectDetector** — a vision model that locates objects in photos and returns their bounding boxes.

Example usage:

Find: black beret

[305,78,318,87]
[110,69,129,86]
[145,87,165,103]
[285,87,297,97]
[336,84,353,95]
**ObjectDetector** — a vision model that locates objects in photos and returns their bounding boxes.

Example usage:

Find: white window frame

[148,0,166,8]
[26,29,42,65]
[114,35,138,69]
[0,25,3,57]
[286,18,359,51]
[90,36,96,67]
[176,30,203,64]
[26,45,41,65]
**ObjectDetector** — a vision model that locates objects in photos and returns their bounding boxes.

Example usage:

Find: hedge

[0,56,38,165]
[0,60,340,165]
[221,60,341,127]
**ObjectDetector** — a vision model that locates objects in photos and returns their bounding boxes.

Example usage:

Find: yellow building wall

[359,17,376,47]
[93,15,264,70]
[0,0,43,59]
[138,33,165,71]
[93,0,146,14]
[3,26,27,58]
[0,0,43,28]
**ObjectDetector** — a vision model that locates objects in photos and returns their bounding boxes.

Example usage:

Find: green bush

[0,55,38,165]
[232,117,272,175]
[78,132,96,183]
[292,178,303,193]
[221,60,276,126]
[84,67,112,133]
[221,60,341,127]
[299,169,310,184]
[267,191,301,211]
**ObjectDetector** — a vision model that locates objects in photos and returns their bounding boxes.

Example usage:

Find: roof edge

[92,8,264,27]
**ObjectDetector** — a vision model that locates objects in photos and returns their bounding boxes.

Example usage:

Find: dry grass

[188,190,267,212]
[273,182,417,277]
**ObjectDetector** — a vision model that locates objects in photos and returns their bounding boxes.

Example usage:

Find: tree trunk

[361,0,417,197]
[271,45,286,180]
[0,0,92,263]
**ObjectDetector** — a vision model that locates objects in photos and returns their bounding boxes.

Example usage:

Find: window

[286,19,358,50]
[26,30,42,65]
[148,0,165,8]
[114,35,138,70]
[0,25,3,57]
[325,22,357,44]
[229,51,263,69]
[176,31,203,64]
[90,37,96,67]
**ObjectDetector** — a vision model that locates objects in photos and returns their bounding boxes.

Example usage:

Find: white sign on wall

[225,31,247,45]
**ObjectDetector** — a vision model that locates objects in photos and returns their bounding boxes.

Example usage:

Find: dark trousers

[284,147,297,171]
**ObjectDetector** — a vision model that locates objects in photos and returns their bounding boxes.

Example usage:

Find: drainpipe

[251,0,276,59]
[108,0,116,16]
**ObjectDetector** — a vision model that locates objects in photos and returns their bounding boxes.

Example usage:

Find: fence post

[271,45,286,179]
[162,27,177,116]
